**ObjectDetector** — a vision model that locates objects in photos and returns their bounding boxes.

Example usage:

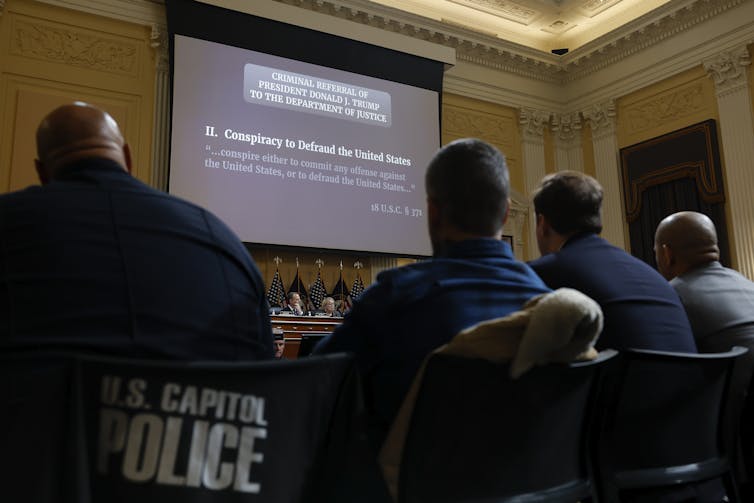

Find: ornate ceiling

[272,0,749,83]
[367,0,673,53]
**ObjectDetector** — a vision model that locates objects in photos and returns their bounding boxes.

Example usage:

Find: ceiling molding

[274,0,564,82]
[273,0,750,84]
[32,0,165,27]
[443,73,562,111]
[200,0,455,65]
[561,0,748,81]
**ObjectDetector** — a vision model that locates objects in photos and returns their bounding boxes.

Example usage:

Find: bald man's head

[35,103,131,184]
[654,211,719,280]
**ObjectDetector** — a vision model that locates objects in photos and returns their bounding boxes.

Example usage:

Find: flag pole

[295,256,301,293]
[339,260,344,301]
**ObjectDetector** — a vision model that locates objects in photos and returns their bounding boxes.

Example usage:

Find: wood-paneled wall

[247,245,372,304]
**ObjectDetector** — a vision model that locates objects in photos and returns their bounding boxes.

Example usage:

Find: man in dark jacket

[528,171,696,353]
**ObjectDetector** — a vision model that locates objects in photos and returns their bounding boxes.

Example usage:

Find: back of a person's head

[425,138,509,236]
[655,211,719,270]
[533,171,603,235]
[35,102,129,182]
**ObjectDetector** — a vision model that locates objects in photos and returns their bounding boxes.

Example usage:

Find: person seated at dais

[315,296,342,317]
[280,291,304,316]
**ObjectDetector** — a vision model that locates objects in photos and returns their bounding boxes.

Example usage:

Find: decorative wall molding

[703,45,752,98]
[454,47,563,84]
[622,83,706,136]
[443,106,514,146]
[11,18,138,74]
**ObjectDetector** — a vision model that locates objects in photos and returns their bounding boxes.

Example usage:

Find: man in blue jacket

[314,138,550,449]
[528,171,696,353]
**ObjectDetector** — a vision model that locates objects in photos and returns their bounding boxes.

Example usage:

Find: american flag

[344,273,365,313]
[310,270,328,311]
[266,268,285,307]
[351,272,365,299]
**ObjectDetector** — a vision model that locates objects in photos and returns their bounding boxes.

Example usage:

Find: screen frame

[165,0,445,258]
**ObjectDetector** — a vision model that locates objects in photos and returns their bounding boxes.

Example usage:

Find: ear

[662,244,675,269]
[35,159,50,185]
[536,213,549,235]
[535,213,554,256]
[501,198,510,225]
[122,143,133,174]
[427,197,441,227]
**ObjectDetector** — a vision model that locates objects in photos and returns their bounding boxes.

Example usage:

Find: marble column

[583,100,626,249]
[150,24,170,191]
[519,108,549,260]
[551,112,583,172]
[704,45,754,279]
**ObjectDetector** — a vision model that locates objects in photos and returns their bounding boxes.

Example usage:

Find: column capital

[704,45,751,98]
[519,108,549,141]
[583,101,616,140]
[150,23,169,73]
[551,112,582,143]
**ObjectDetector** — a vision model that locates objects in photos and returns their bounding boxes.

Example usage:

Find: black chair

[398,350,618,503]
[592,346,748,502]
[0,352,373,503]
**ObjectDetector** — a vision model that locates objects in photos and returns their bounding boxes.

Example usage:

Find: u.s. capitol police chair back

[0,351,366,503]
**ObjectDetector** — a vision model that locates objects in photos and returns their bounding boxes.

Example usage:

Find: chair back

[398,350,617,503]
[593,346,748,501]
[0,352,365,503]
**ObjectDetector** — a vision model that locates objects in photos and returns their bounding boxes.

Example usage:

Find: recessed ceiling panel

[447,0,542,26]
